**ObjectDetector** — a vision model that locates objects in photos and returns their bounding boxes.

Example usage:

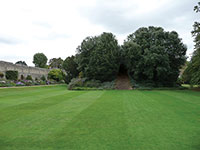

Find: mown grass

[0,85,200,150]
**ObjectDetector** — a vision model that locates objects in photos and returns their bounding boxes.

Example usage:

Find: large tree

[76,32,121,82]
[183,2,200,85]
[62,56,79,83]
[48,57,63,69]
[123,26,187,86]
[33,53,48,68]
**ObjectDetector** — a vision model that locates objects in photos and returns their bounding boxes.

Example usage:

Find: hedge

[5,70,18,81]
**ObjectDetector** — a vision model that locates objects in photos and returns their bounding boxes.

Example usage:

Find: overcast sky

[0,0,199,66]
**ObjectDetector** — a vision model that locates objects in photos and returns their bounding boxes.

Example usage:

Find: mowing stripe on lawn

[0,90,105,150]
[44,91,133,150]
[128,90,200,150]
[0,86,200,150]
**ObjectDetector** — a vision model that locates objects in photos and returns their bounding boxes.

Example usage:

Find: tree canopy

[183,2,200,85]
[123,26,187,86]
[62,56,79,83]
[48,57,63,69]
[48,69,64,82]
[76,32,121,82]
[33,53,48,68]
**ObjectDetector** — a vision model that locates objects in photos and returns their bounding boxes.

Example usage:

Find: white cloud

[0,0,199,65]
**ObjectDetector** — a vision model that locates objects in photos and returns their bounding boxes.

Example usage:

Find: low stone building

[0,61,49,80]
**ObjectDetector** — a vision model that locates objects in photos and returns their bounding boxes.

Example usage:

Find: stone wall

[0,61,49,80]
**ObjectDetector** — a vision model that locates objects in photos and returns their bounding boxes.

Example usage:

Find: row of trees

[25,26,187,86]
[17,28,188,87]
[15,2,199,87]
[15,53,79,83]
[76,28,186,86]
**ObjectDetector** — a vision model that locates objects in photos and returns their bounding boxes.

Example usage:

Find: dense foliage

[5,70,18,81]
[0,72,4,78]
[183,2,200,85]
[41,75,46,81]
[26,75,33,81]
[15,61,27,66]
[33,53,48,68]
[76,32,121,82]
[48,57,63,69]
[68,77,115,90]
[48,69,64,82]
[62,56,79,83]
[123,26,187,86]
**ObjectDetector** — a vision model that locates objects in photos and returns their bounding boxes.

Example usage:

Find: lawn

[0,85,200,150]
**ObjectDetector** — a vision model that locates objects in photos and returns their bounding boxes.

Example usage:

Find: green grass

[0,85,200,150]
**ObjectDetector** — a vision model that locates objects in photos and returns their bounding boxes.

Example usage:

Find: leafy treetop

[33,53,48,68]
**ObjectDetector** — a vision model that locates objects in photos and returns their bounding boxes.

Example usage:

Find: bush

[0,80,6,87]
[68,78,86,90]
[16,81,25,86]
[21,80,33,86]
[41,75,46,81]
[99,81,115,89]
[0,80,16,87]
[26,75,33,81]
[48,69,64,82]
[68,78,115,90]
[0,72,4,78]
[6,70,18,81]
[24,80,33,86]
[84,79,101,87]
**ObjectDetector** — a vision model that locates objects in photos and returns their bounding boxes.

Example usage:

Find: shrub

[99,81,115,89]
[0,72,4,78]
[0,80,16,87]
[48,69,64,82]
[68,78,86,90]
[41,75,46,81]
[68,78,115,90]
[5,70,18,81]
[16,81,25,86]
[24,80,33,86]
[40,81,46,85]
[84,80,101,87]
[0,80,6,87]
[21,80,33,86]
[26,75,33,81]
